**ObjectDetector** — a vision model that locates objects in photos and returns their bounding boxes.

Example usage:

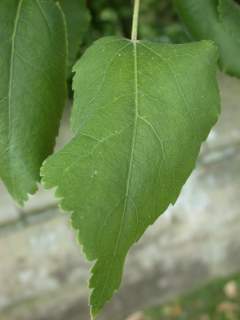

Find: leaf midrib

[6,0,52,199]
[93,41,140,309]
[113,41,139,255]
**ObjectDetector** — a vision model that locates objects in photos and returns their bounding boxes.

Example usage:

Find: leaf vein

[35,0,52,36]
[113,42,139,256]
[140,42,193,122]
[73,42,131,130]
[138,115,166,161]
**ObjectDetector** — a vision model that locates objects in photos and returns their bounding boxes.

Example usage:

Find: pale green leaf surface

[41,37,220,317]
[0,0,67,204]
[173,0,240,77]
[57,0,90,73]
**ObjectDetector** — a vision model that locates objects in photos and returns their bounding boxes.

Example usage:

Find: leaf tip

[8,179,39,207]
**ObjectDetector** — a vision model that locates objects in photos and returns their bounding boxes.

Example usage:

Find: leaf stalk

[131,0,140,41]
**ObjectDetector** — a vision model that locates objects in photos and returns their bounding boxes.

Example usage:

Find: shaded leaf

[0,0,67,203]
[173,0,240,77]
[42,37,220,317]
[58,0,90,73]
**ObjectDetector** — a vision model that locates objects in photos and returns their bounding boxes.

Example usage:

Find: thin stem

[131,0,141,41]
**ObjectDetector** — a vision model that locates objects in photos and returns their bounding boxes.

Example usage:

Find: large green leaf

[41,37,220,317]
[173,0,240,77]
[0,0,67,204]
[57,0,90,73]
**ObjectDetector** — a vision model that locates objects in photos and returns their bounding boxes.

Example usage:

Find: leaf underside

[0,0,67,204]
[173,0,240,78]
[41,37,220,318]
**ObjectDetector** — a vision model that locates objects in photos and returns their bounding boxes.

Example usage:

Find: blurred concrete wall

[0,74,239,320]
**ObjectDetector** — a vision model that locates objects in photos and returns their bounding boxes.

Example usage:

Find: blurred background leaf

[82,0,189,53]
[67,0,240,69]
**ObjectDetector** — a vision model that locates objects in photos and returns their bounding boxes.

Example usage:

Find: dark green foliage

[174,0,240,77]
[0,0,67,203]
[84,0,188,48]
[57,0,90,74]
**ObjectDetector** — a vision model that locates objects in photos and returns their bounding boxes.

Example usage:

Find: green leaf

[0,0,67,204]
[41,37,220,318]
[57,0,90,74]
[173,0,240,77]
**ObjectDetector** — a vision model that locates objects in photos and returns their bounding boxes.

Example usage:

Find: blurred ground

[144,272,240,320]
